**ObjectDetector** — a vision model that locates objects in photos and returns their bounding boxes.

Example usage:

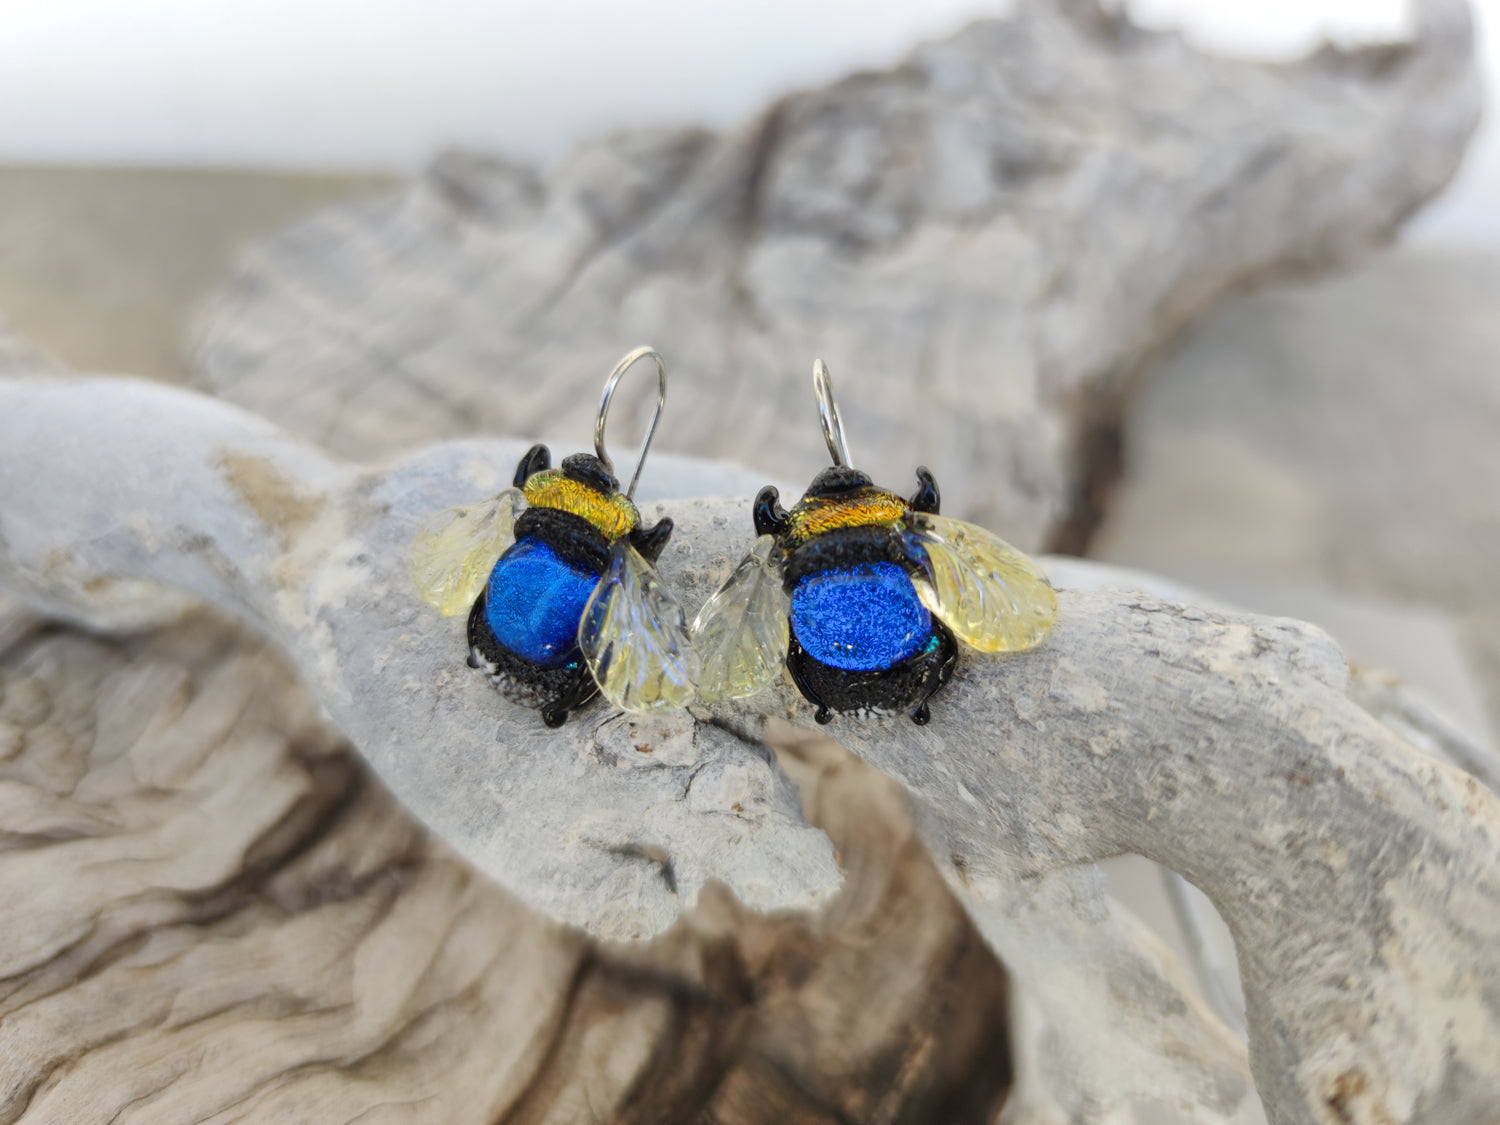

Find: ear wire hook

[595,345,667,501]
[812,358,853,469]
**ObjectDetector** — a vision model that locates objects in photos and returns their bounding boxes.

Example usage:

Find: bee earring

[412,346,698,727]
[693,359,1056,725]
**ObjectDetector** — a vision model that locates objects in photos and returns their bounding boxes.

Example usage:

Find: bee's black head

[801,465,874,501]
[561,452,620,495]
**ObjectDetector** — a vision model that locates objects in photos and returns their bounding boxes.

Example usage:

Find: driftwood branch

[2,376,1497,1123]
[191,0,1481,553]
[0,378,841,935]
[2,2,1491,1118]
[0,615,1020,1124]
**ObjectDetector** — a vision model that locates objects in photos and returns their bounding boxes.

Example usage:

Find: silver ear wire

[812,358,852,469]
[595,346,667,501]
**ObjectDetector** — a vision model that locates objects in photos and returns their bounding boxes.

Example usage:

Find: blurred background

[0,0,1494,229]
[0,0,1495,378]
[2,2,1498,1121]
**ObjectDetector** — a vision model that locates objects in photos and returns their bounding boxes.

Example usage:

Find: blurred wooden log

[192,0,1481,551]
[0,614,1011,1124]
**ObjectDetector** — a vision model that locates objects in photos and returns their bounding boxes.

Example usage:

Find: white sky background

[0,0,1493,243]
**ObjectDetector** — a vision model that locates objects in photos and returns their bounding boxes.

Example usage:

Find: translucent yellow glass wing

[410,488,526,616]
[579,542,699,713]
[692,534,790,703]
[904,513,1056,653]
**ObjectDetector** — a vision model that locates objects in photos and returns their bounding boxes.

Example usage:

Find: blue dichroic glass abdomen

[485,538,598,668]
[790,561,933,672]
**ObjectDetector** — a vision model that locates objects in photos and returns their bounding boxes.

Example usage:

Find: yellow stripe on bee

[523,471,641,540]
[784,490,908,547]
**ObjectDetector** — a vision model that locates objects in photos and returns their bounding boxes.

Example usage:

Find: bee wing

[691,534,790,703]
[903,512,1057,653]
[579,541,699,713]
[410,487,526,616]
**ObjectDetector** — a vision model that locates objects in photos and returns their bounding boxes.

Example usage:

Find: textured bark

[190,0,1481,553]
[3,376,1498,1122]
[0,615,1012,1125]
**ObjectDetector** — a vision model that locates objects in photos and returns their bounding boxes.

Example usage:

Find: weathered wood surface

[2,1,1492,1118]
[0,615,1012,1124]
[3,376,1498,1123]
[191,0,1481,553]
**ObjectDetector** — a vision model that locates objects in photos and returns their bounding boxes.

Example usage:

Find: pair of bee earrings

[412,347,1057,728]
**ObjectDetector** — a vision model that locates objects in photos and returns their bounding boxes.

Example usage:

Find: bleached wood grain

[3,376,1497,1123]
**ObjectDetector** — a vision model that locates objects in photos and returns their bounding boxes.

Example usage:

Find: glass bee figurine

[411,347,698,727]
[693,360,1057,725]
